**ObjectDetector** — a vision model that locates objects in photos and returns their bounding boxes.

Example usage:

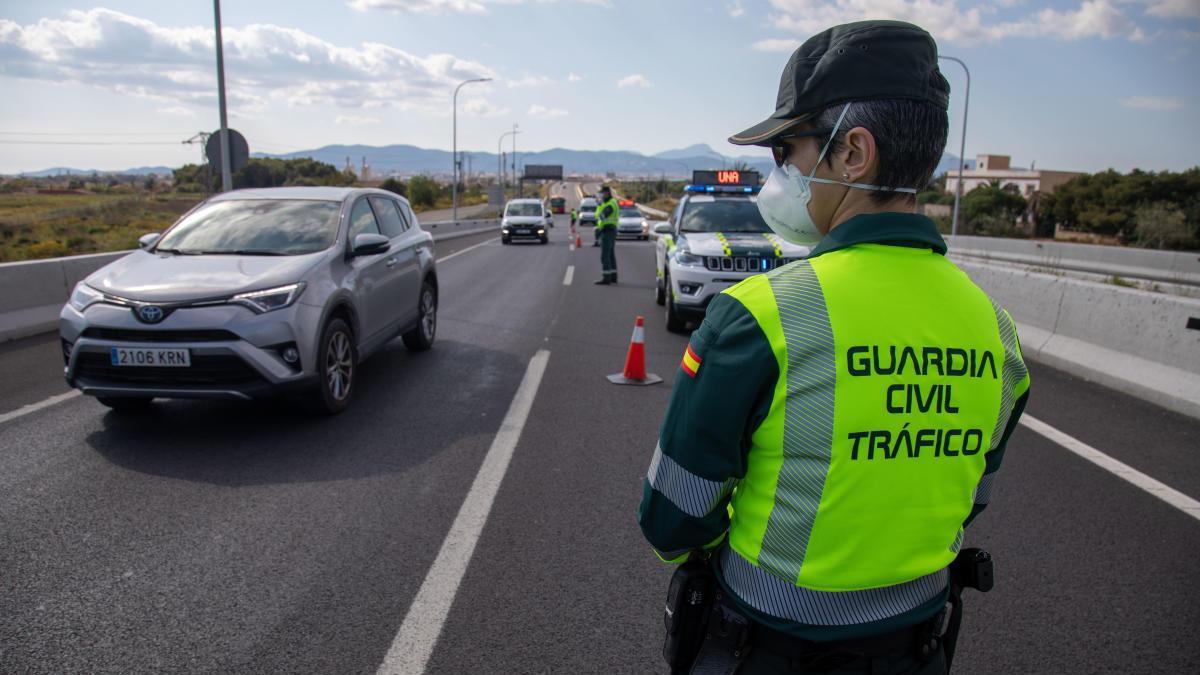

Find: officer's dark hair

[815,99,948,204]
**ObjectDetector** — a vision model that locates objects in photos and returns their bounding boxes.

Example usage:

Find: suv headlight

[674,251,705,267]
[231,282,305,313]
[68,283,104,311]
[501,218,510,230]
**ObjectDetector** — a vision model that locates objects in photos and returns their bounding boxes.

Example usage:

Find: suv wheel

[665,277,687,334]
[654,273,666,306]
[402,281,437,351]
[309,317,356,415]
[97,396,153,411]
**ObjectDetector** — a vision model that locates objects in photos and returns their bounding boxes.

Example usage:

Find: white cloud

[752,38,797,52]
[528,104,567,118]
[0,8,494,116]
[335,114,381,125]
[157,105,194,116]
[348,0,612,13]
[729,1,746,18]
[1120,95,1184,110]
[1143,0,1200,19]
[567,72,583,82]
[506,74,553,88]
[462,97,510,117]
[617,73,651,88]
[760,0,1146,46]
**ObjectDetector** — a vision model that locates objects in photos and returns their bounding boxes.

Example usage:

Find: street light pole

[452,77,491,225]
[511,123,520,197]
[498,128,520,198]
[212,0,232,193]
[939,55,970,237]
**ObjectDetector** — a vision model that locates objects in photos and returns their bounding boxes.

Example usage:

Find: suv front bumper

[666,263,758,318]
[60,301,322,400]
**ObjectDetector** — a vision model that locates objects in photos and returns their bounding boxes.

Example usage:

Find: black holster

[942,547,994,671]
[662,560,717,674]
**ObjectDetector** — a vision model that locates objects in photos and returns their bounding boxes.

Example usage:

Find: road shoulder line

[375,349,551,675]
[1021,414,1200,522]
[0,390,81,427]
[436,239,494,264]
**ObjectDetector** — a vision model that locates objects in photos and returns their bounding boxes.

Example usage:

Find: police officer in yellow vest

[638,21,1029,674]
[594,186,620,284]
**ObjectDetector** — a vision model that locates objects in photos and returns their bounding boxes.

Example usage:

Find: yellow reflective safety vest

[595,197,619,231]
[638,212,1030,640]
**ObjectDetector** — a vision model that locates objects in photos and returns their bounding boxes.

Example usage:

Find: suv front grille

[74,352,264,387]
[705,256,801,273]
[82,328,239,343]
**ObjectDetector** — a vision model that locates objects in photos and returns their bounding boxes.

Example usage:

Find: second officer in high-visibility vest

[594,186,620,285]
[638,20,1029,674]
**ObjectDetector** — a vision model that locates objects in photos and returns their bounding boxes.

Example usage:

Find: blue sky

[1,0,1197,174]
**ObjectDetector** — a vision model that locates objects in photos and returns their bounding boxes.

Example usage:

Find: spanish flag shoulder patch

[681,344,703,378]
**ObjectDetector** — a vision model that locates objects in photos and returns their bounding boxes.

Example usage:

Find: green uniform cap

[729,20,950,147]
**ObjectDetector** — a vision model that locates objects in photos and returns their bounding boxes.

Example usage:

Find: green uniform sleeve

[637,293,778,562]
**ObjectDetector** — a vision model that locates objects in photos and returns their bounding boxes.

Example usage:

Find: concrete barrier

[0,219,499,343]
[946,235,1200,286]
[955,259,1200,419]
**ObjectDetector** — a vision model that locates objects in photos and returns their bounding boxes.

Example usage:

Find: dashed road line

[1021,414,1200,523]
[376,349,551,675]
[436,239,494,264]
[563,265,574,286]
[0,390,82,427]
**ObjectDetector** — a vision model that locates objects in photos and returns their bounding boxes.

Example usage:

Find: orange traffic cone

[608,316,663,386]
[575,231,582,248]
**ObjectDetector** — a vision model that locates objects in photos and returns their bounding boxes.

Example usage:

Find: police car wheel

[665,279,687,333]
[654,277,665,306]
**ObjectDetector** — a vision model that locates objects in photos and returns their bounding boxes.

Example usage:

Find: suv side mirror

[351,233,390,256]
[653,222,672,235]
[139,233,161,249]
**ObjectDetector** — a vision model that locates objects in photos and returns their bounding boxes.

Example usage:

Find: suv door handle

[386,257,398,267]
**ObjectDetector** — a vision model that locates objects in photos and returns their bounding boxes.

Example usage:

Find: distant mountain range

[11,144,973,181]
[14,165,174,178]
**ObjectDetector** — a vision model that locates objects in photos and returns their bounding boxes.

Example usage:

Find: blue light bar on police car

[684,184,760,194]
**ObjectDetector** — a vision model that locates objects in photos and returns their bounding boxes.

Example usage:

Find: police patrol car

[654,170,810,332]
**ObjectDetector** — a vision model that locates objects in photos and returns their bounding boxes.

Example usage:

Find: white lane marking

[1020,415,1200,523]
[0,390,82,427]
[563,265,574,286]
[376,349,551,675]
[436,238,494,264]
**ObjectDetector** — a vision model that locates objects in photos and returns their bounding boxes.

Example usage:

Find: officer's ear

[839,126,879,185]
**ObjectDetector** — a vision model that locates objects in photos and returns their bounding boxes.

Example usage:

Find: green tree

[1135,202,1195,250]
[379,177,407,197]
[961,181,1027,235]
[407,175,438,208]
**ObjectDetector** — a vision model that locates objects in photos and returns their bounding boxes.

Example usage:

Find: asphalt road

[2,188,1198,674]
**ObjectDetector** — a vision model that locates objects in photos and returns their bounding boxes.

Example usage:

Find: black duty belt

[749,614,934,661]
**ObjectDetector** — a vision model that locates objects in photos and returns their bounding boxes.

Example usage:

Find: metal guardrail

[945,235,1200,287]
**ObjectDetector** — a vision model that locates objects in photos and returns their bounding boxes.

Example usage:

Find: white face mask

[756,103,918,246]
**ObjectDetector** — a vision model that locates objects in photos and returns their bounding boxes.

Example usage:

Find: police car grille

[705,256,801,273]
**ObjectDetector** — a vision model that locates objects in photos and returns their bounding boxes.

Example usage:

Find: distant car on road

[60,187,438,415]
[577,197,598,229]
[501,198,550,245]
[616,201,649,240]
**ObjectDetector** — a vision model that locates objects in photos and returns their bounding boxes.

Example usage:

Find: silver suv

[59,187,438,414]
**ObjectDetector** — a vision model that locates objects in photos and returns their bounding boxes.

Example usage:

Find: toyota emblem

[136,305,165,324]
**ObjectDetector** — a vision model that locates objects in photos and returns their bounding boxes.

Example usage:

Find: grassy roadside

[0,192,203,262]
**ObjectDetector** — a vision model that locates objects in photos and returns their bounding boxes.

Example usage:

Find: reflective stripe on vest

[722,244,1029,599]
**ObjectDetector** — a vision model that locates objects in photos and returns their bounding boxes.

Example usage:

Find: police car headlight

[674,251,705,267]
[641,220,649,233]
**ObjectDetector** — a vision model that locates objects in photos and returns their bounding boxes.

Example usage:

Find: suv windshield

[506,203,543,217]
[619,208,642,218]
[156,199,340,255]
[580,203,596,213]
[680,197,770,233]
